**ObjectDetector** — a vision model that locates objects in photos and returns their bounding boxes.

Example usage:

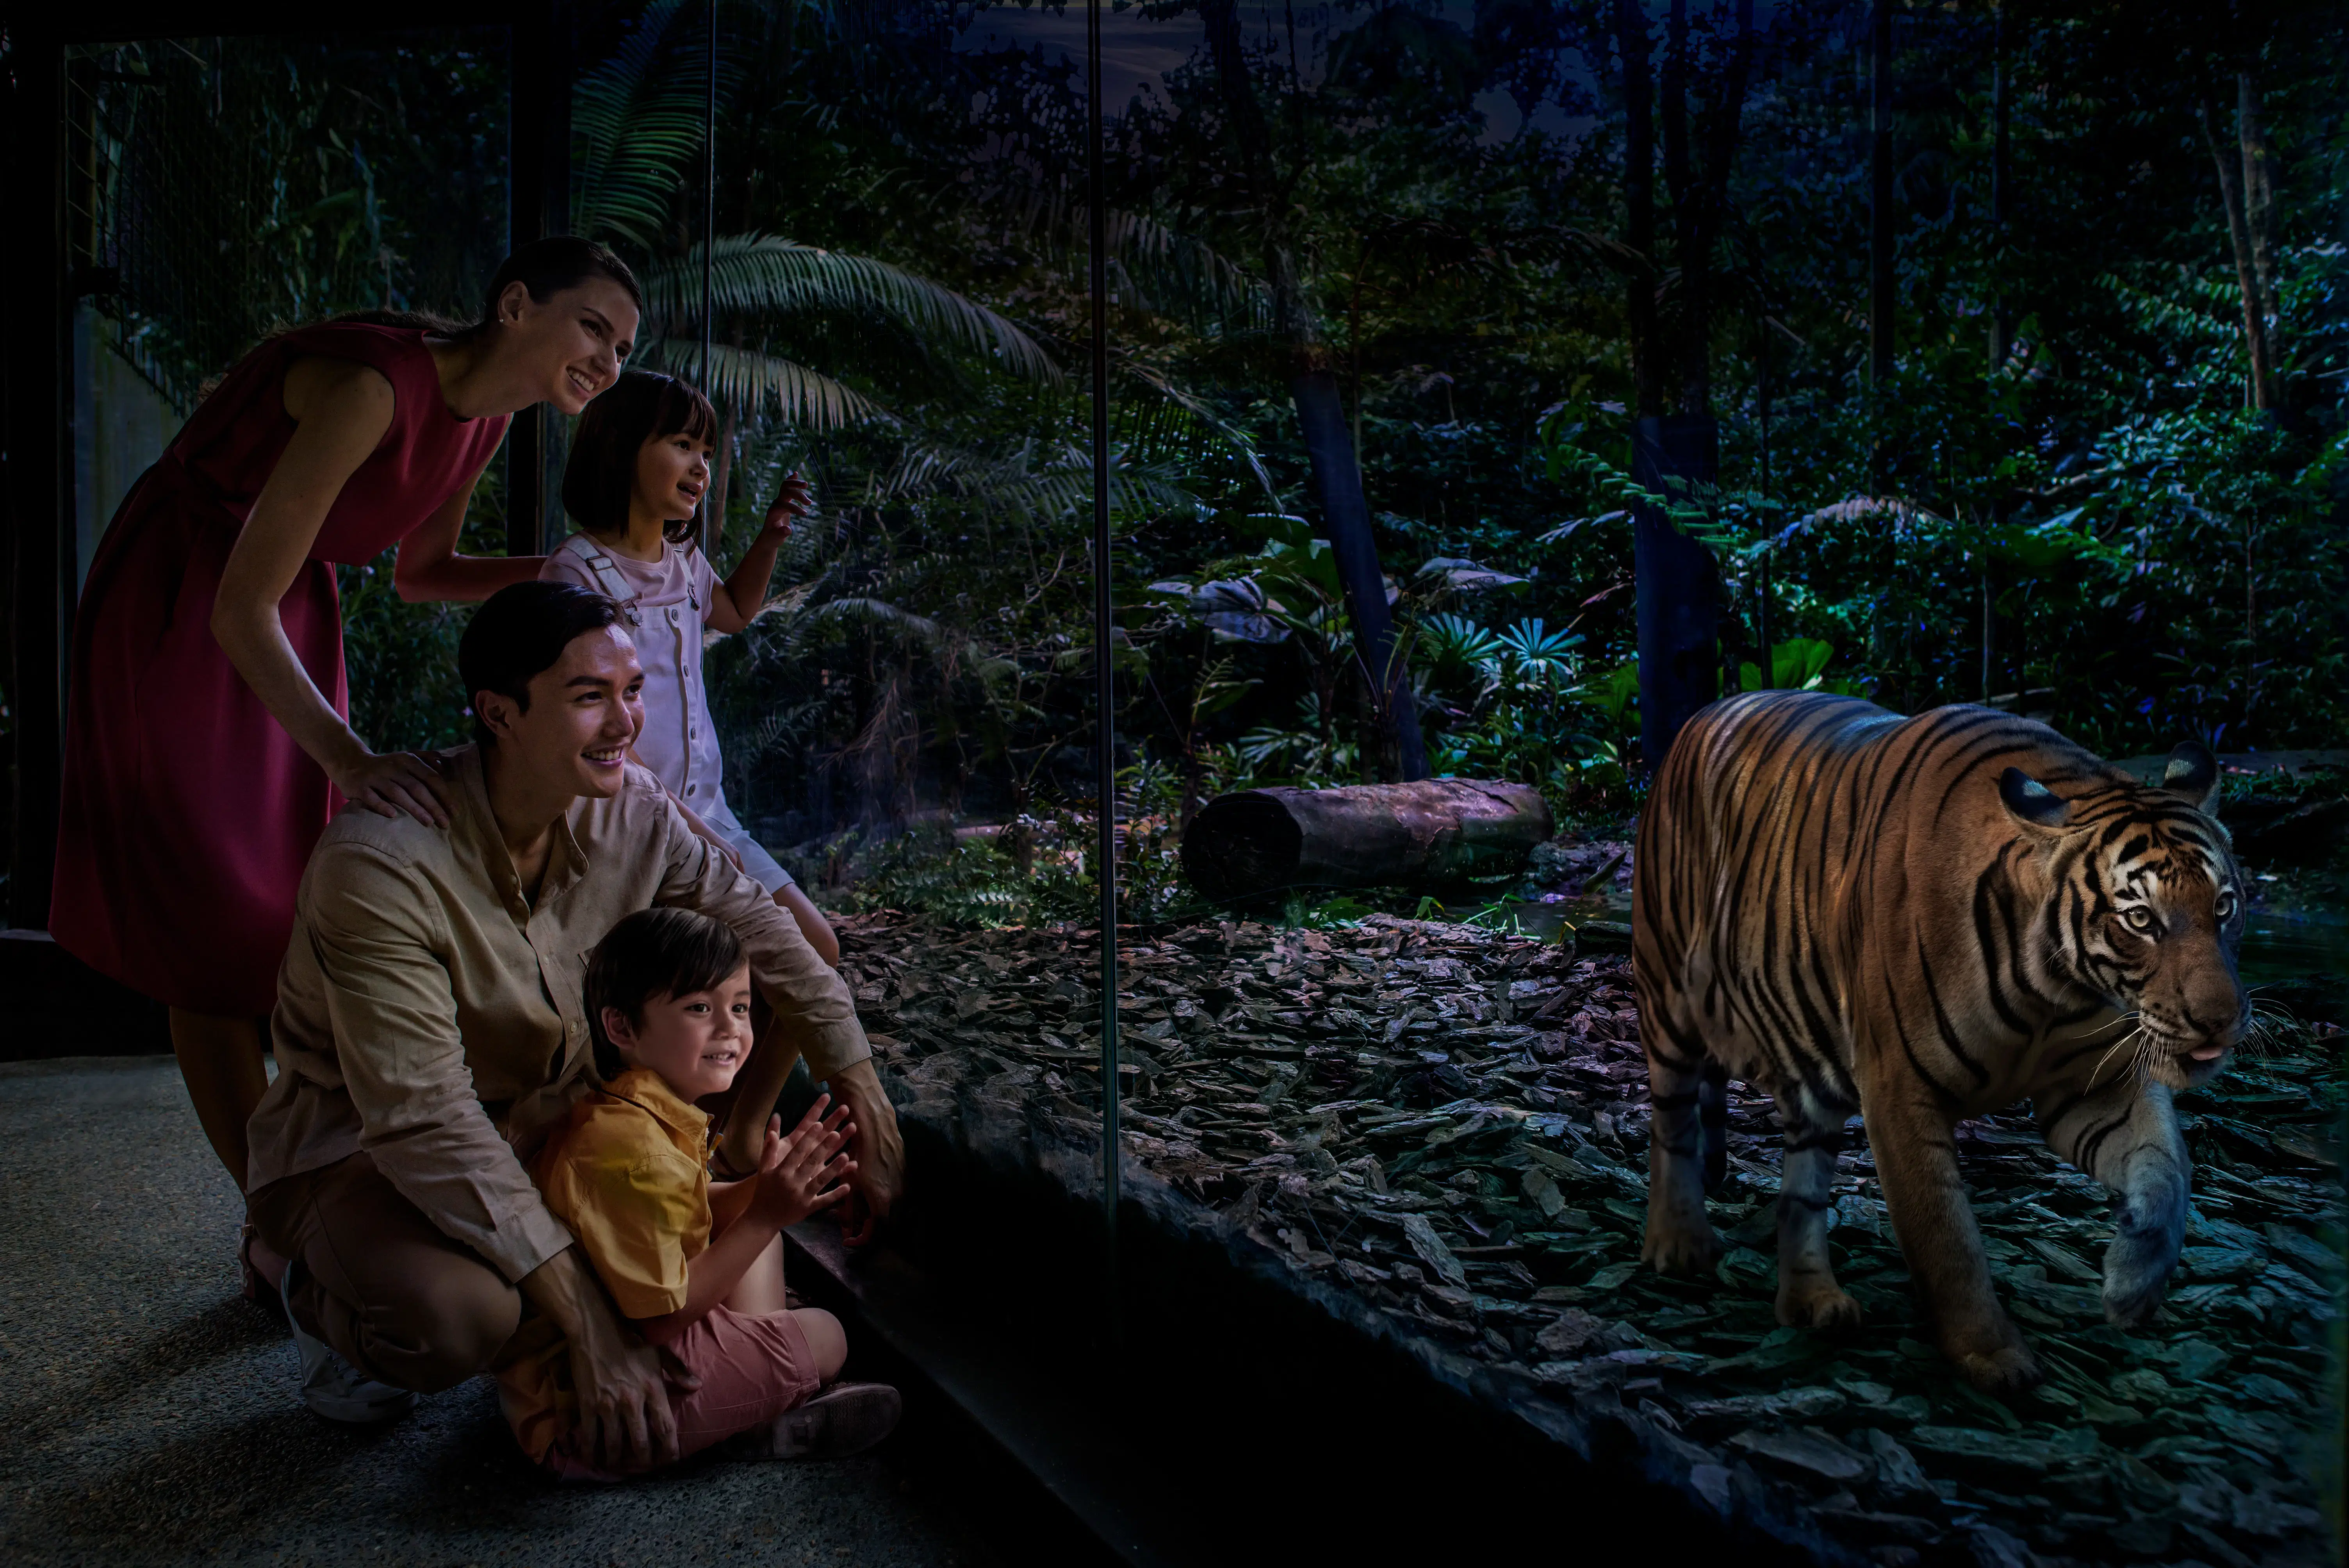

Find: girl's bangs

[652,377,720,445]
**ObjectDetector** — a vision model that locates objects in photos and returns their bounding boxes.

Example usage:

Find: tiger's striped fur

[1633,691,2247,1393]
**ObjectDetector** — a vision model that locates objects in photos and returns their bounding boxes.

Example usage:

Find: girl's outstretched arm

[708,474,814,633]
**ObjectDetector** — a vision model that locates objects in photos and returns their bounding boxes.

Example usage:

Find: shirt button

[686,784,698,796]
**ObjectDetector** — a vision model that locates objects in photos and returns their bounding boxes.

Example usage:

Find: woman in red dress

[50,237,643,1210]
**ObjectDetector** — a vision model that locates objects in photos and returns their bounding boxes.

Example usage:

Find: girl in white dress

[543,371,837,964]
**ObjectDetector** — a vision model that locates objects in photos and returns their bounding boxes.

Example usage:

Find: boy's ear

[600,1005,638,1051]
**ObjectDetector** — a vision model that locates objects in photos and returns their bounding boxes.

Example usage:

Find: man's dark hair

[456,581,623,747]
[585,907,748,1078]
[561,370,720,545]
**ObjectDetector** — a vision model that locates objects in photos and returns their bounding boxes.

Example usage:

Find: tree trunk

[1292,369,1427,782]
[1201,0,1425,782]
[1634,415,1720,772]
[1989,0,2012,366]
[1617,0,1663,418]
[1870,0,1895,394]
[1680,0,1756,416]
[2201,91,2277,410]
[2238,73,2283,380]
[1182,780,1552,900]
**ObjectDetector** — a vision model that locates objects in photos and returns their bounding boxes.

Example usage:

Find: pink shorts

[541,1304,822,1481]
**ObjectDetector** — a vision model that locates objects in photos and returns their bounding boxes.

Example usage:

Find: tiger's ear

[2162,740,2221,814]
[1999,767,2071,830]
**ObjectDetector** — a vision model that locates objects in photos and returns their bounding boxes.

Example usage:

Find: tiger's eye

[2123,907,2157,934]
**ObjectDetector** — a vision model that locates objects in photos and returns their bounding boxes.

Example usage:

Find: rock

[2107,1513,2173,1557]
[1813,1504,1941,1546]
[1726,1426,1871,1486]
[1855,1427,1934,1500]
[1902,1426,2058,1484]
[2165,1338,2231,1383]
[2180,1244,2263,1281]
[1686,1463,1734,1513]
[1963,1523,2040,1568]
[1534,1308,1607,1357]
[1398,1213,1467,1287]
[1681,1386,1846,1433]
[2231,795,2349,865]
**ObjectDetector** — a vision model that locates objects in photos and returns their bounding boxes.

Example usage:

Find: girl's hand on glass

[332,748,454,827]
[762,472,814,540]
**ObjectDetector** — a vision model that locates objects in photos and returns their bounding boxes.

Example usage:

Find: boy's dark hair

[585,907,748,1079]
[456,581,623,747]
[561,370,720,546]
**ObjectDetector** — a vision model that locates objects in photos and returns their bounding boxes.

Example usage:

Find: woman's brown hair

[560,369,720,546]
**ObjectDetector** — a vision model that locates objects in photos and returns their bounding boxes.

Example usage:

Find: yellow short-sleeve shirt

[533,1068,714,1316]
[493,1067,713,1461]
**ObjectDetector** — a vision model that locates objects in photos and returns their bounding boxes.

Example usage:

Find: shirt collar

[601,1067,713,1141]
[452,745,591,915]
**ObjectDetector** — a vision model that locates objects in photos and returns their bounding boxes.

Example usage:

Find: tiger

[1631,690,2248,1393]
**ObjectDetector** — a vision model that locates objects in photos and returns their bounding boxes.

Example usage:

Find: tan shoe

[768,1381,902,1460]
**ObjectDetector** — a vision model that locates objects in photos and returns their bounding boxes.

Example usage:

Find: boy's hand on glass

[750,1096,857,1230]
[761,472,814,540]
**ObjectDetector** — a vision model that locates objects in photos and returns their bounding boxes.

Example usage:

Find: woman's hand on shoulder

[333,748,455,828]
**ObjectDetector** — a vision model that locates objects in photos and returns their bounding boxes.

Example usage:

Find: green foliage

[838,830,1039,928]
[337,461,509,752]
[235,2,2343,892]
[1738,638,1864,696]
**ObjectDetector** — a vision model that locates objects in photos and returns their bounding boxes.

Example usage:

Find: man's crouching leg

[250,1151,521,1397]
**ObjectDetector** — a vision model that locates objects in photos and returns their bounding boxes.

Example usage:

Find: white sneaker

[279,1263,417,1425]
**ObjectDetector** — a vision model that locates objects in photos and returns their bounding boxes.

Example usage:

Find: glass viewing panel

[48,5,2337,1555]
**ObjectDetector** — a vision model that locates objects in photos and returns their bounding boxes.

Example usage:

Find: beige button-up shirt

[248,746,868,1284]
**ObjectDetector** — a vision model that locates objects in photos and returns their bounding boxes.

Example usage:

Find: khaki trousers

[249,1150,522,1393]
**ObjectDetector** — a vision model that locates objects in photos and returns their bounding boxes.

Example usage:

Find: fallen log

[1181,780,1552,899]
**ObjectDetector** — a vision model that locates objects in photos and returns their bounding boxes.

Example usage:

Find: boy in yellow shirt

[497,907,900,1477]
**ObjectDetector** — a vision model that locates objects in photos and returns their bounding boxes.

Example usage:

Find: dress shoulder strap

[556,534,643,625]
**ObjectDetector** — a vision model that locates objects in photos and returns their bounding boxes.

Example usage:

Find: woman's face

[497,276,640,415]
[633,426,715,526]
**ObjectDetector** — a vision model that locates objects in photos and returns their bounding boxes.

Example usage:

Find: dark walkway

[0,1057,1000,1568]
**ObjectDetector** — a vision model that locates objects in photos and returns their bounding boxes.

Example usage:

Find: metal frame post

[1086,0,1121,1282]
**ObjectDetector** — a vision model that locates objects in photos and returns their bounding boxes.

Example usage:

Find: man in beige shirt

[246,581,901,1464]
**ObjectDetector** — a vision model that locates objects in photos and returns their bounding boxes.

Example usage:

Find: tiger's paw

[2101,1269,2174,1329]
[1949,1340,2042,1396]
[1776,1282,1864,1332]
[2101,1226,2182,1327]
[1641,1222,1720,1275]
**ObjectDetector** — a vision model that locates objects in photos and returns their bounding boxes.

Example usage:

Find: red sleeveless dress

[49,323,510,1017]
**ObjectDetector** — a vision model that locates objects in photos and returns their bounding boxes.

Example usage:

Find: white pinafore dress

[541,534,793,893]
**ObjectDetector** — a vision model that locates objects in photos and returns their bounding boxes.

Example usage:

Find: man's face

[504,626,644,798]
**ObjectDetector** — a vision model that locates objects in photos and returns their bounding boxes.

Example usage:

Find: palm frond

[570,2,735,246]
[642,236,1060,384]
[637,337,883,429]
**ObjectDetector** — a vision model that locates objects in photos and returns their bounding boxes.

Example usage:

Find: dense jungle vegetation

[48,1,2349,907]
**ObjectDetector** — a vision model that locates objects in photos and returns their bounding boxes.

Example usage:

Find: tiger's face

[2002,741,2249,1091]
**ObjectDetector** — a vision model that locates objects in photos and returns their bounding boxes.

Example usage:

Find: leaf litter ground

[836,902,2343,1568]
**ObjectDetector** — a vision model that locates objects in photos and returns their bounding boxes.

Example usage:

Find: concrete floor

[0,1057,1000,1568]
